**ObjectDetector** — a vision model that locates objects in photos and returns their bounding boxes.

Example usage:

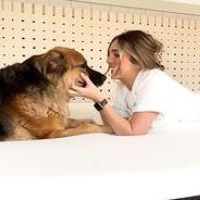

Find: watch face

[94,99,108,111]
[94,102,103,111]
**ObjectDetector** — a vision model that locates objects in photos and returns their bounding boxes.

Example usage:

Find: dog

[0,47,112,141]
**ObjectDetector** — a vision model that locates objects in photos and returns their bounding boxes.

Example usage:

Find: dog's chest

[9,91,69,119]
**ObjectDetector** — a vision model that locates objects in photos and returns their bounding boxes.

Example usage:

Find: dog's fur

[0,47,112,141]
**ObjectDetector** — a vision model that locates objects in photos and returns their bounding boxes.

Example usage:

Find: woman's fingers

[68,88,79,96]
[69,75,100,100]
[81,73,94,86]
[68,81,82,96]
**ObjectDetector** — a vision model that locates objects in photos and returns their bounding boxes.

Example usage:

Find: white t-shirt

[113,69,200,128]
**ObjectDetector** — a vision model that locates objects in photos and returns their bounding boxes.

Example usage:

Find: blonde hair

[108,30,164,71]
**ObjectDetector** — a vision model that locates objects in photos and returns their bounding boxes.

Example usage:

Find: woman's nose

[106,57,110,64]
[106,55,113,65]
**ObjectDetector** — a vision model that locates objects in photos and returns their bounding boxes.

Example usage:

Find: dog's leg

[67,118,94,128]
[6,126,36,141]
[47,123,113,138]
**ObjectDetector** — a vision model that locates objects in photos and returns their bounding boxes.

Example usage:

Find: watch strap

[94,99,108,111]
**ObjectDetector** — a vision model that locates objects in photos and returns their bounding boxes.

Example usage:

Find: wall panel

[1,0,200,102]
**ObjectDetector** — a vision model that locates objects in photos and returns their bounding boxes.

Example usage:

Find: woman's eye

[114,53,120,57]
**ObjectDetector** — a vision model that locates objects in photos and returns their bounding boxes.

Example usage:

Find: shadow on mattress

[172,195,200,200]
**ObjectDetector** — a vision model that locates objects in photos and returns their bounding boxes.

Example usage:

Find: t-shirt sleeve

[132,73,168,114]
[113,84,130,118]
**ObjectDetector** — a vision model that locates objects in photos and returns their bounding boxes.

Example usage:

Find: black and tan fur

[0,47,112,141]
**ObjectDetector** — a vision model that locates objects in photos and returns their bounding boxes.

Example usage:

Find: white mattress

[0,103,200,200]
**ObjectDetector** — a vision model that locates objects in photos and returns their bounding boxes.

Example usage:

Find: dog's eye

[80,62,87,69]
[73,62,87,68]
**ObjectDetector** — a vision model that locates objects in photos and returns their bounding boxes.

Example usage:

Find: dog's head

[32,47,106,92]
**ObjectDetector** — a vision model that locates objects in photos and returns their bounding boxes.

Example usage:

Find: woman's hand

[68,73,104,102]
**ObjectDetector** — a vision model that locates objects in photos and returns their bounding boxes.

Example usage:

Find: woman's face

[107,39,140,88]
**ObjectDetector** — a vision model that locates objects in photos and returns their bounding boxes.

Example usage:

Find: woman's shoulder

[140,68,184,92]
[132,68,171,93]
[134,68,162,86]
[143,68,163,76]
[140,68,170,83]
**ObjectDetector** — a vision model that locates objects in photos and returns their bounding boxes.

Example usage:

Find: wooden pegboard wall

[0,0,200,102]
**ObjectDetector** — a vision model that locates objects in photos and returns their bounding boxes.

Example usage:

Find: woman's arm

[98,103,158,135]
[69,73,158,135]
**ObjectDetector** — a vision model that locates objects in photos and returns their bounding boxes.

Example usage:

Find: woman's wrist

[92,94,105,103]
[93,98,108,111]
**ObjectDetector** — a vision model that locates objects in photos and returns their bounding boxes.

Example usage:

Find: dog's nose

[87,67,107,87]
[101,74,107,83]
[95,73,107,86]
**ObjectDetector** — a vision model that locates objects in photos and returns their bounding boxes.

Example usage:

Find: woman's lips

[111,66,119,79]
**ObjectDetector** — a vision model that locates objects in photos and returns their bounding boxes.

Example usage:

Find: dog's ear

[34,50,66,81]
[45,51,65,74]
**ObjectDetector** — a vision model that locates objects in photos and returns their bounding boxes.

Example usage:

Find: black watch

[94,99,108,111]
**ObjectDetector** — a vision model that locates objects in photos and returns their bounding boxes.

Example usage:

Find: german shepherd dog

[0,47,111,141]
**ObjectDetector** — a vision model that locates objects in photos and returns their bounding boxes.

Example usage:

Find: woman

[69,30,200,135]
